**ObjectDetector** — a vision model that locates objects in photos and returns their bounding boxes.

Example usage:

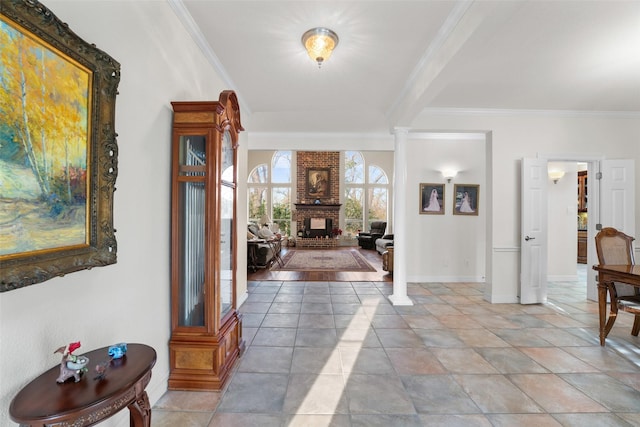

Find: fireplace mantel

[295,203,341,209]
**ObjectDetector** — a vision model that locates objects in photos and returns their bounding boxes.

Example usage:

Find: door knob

[524,236,535,241]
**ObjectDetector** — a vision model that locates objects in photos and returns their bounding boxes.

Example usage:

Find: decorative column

[388,127,413,306]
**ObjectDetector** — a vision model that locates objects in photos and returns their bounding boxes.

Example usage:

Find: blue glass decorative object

[108,342,127,359]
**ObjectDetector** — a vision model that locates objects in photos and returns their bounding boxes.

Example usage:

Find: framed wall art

[453,184,479,216]
[419,183,444,215]
[306,168,330,199]
[0,0,120,291]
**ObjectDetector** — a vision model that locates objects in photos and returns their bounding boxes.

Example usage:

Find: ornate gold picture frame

[0,0,120,291]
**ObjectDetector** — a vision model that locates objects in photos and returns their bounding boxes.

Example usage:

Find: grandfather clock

[168,91,244,390]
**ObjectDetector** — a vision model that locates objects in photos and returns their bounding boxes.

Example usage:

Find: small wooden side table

[382,247,394,274]
[267,237,284,268]
[10,343,156,427]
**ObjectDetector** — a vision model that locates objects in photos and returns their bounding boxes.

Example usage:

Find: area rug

[274,249,376,272]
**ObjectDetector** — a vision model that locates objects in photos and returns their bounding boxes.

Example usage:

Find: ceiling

[172,0,640,134]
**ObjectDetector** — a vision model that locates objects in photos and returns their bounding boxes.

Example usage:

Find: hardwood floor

[246,246,393,282]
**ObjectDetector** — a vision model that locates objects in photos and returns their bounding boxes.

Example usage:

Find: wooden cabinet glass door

[176,134,207,327]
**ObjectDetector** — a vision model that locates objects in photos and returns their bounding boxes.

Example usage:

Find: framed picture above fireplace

[306,168,330,199]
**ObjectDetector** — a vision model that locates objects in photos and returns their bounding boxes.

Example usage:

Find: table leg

[598,282,607,346]
[269,240,284,267]
[248,243,259,271]
[128,391,151,427]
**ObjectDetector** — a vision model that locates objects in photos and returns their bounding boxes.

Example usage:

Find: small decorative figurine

[93,342,128,381]
[94,361,109,381]
[108,342,127,359]
[54,341,89,383]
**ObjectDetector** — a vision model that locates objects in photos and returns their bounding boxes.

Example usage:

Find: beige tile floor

[153,269,640,426]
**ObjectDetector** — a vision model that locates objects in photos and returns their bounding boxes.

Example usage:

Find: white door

[588,159,635,301]
[599,159,635,236]
[520,158,548,304]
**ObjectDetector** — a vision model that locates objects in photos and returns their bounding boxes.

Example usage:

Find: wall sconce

[442,169,457,183]
[548,170,565,184]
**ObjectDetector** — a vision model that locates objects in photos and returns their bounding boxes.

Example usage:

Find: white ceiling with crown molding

[172,0,640,134]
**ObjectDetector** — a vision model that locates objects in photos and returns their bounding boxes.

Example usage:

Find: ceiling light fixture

[302,27,339,68]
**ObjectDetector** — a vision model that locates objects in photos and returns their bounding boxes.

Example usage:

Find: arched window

[344,151,389,234]
[248,151,292,236]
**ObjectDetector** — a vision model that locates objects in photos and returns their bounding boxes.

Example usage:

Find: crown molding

[167,0,251,115]
[407,131,486,140]
[248,132,394,151]
[421,107,640,118]
[250,131,392,140]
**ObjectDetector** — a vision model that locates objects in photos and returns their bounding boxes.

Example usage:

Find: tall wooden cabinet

[577,171,588,212]
[577,171,588,263]
[577,230,588,264]
[168,91,244,390]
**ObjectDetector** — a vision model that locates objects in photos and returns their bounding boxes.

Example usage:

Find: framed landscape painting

[0,0,120,291]
[453,184,479,216]
[419,183,444,215]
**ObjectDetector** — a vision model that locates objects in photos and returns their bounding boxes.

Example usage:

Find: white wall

[547,162,579,280]
[405,136,487,282]
[0,2,233,425]
[411,110,640,302]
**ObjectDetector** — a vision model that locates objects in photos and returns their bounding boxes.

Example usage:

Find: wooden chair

[594,227,640,340]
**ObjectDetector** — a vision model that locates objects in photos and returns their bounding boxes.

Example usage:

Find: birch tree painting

[0,17,90,256]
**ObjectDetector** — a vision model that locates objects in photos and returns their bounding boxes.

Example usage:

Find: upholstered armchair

[376,234,394,254]
[357,221,387,250]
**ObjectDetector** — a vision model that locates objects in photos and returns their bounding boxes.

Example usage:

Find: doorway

[522,155,602,303]
[547,161,588,297]
[525,156,635,304]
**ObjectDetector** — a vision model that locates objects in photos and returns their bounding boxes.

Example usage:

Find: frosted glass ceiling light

[302,27,339,68]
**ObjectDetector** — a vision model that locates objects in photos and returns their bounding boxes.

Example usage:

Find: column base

[388,294,413,306]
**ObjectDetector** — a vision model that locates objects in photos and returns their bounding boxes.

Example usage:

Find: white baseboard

[407,275,485,283]
[487,293,520,304]
[547,275,579,281]
[237,290,249,308]
[148,370,170,406]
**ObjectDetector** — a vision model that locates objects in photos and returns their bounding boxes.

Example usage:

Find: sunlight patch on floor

[288,299,379,423]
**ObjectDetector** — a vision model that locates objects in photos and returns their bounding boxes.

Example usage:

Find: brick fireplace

[295,151,340,248]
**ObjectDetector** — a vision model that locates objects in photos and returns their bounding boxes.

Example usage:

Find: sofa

[247,223,281,270]
[376,234,394,254]
[357,221,387,250]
